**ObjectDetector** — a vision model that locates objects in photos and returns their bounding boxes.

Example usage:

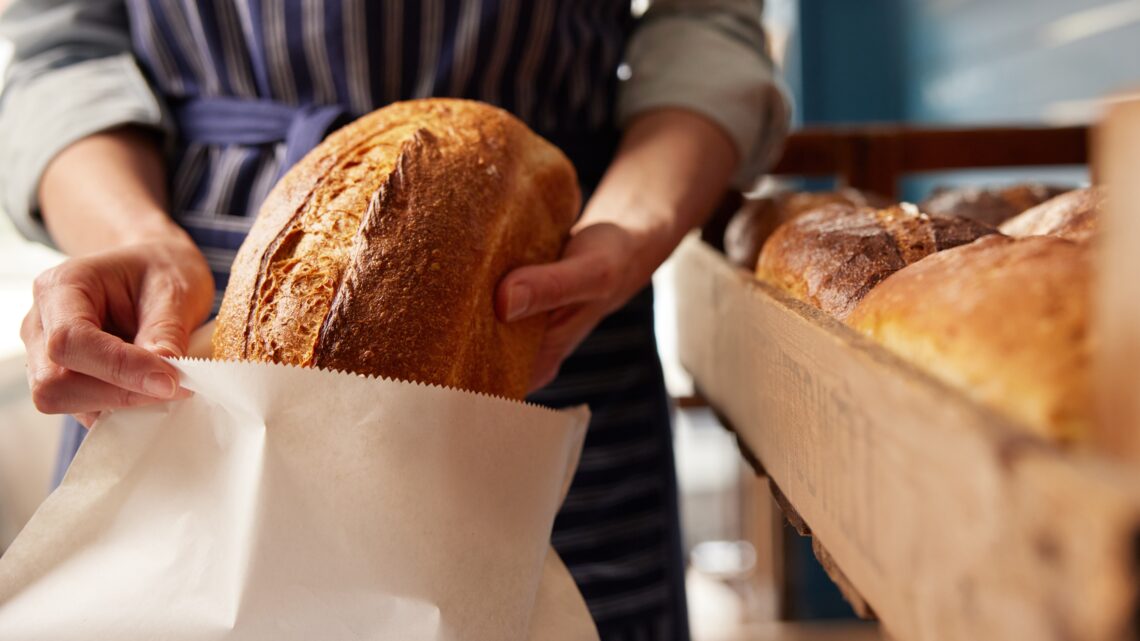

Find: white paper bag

[0,358,598,641]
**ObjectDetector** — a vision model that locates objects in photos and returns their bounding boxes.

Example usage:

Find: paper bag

[0,358,598,641]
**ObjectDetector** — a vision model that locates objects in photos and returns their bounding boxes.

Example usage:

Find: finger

[527,305,603,392]
[26,318,185,415]
[76,412,100,429]
[497,252,619,322]
[37,284,181,399]
[28,371,181,414]
[22,305,54,394]
[133,277,195,358]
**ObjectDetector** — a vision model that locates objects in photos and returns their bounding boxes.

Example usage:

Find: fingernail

[506,284,531,321]
[143,372,177,398]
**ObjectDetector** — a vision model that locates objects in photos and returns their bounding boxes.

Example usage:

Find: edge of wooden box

[674,235,1140,641]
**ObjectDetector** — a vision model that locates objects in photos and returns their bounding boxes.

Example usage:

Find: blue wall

[787,0,1139,196]
[791,0,908,124]
[792,0,1140,125]
[902,0,1140,123]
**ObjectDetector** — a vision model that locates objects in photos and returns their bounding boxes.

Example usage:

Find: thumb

[134,293,194,359]
[496,251,617,322]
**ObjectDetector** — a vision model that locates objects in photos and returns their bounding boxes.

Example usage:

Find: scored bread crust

[212,99,580,399]
[755,203,997,320]
[846,235,1092,441]
[723,189,890,270]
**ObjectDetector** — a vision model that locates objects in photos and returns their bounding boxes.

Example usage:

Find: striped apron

[54,1,688,638]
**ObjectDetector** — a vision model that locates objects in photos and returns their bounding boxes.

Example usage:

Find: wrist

[115,213,192,248]
[577,193,684,277]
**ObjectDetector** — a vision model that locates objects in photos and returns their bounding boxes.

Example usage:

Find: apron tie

[173,97,350,181]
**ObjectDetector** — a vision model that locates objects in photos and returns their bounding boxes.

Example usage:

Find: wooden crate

[675,111,1140,640]
[768,124,1089,199]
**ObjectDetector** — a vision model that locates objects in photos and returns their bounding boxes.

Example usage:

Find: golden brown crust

[755,203,997,320]
[212,98,580,399]
[724,189,889,270]
[846,236,1092,441]
[999,186,1102,243]
[920,183,1071,227]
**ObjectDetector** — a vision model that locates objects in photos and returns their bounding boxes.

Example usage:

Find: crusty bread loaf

[212,99,580,399]
[756,203,997,320]
[920,183,1070,227]
[846,235,1091,441]
[724,189,889,269]
[999,186,1102,243]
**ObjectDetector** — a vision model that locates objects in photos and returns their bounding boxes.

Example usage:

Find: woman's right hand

[22,236,215,428]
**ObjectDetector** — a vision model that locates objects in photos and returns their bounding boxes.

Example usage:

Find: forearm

[580,107,738,272]
[619,0,790,188]
[38,126,186,255]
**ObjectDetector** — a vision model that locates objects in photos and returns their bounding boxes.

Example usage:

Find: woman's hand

[497,221,650,390]
[496,108,740,391]
[22,237,214,427]
[26,126,213,427]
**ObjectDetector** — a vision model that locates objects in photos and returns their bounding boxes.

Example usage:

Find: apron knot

[173,97,350,181]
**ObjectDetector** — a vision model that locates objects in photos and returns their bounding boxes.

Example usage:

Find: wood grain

[675,236,1140,641]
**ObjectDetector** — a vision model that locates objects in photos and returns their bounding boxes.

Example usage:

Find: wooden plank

[1093,100,1140,458]
[765,126,1088,198]
[894,126,1089,173]
[769,129,859,178]
[811,538,875,620]
[674,236,1140,641]
[698,620,883,641]
[737,473,784,622]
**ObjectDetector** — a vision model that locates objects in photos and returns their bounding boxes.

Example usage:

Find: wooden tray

[674,234,1140,641]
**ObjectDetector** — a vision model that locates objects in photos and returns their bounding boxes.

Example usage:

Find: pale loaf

[999,186,1102,243]
[846,235,1092,441]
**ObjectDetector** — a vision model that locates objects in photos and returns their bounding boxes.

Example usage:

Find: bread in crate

[919,183,1070,227]
[846,235,1092,441]
[723,188,889,269]
[755,202,996,320]
[212,98,580,399]
[1000,186,1103,243]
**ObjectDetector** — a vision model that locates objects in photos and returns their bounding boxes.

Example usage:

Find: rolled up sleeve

[0,0,172,245]
[618,0,791,189]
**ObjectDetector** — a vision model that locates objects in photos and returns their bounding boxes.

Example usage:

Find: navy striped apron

[54,2,688,638]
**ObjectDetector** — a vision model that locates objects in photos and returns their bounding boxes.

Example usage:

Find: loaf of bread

[846,235,1091,441]
[919,183,1070,227]
[999,186,1102,243]
[756,203,997,320]
[212,99,580,399]
[724,189,889,269]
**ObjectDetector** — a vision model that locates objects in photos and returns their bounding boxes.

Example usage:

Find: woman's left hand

[496,107,741,392]
[495,221,656,391]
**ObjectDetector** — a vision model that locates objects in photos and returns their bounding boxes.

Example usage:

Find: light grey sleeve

[618,0,791,189]
[0,0,173,245]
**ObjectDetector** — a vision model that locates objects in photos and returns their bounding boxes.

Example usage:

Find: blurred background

[1,1,1138,639]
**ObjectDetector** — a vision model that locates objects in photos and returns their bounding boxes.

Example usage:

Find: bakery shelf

[674,110,1140,640]
[674,235,1140,641]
